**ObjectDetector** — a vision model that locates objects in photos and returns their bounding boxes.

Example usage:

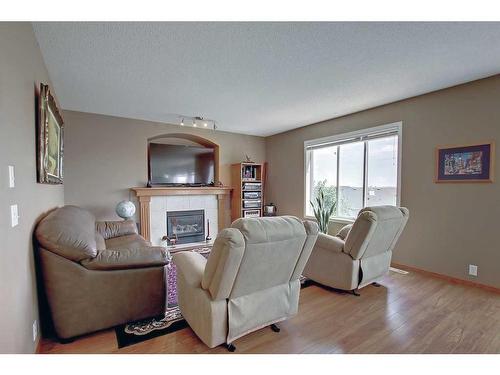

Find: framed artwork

[435,142,494,183]
[37,83,64,184]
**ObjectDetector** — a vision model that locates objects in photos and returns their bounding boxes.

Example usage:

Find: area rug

[115,247,211,348]
[115,246,310,348]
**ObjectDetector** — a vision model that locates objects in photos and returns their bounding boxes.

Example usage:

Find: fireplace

[166,210,205,244]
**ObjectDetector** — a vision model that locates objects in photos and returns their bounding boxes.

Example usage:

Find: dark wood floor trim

[391,262,500,294]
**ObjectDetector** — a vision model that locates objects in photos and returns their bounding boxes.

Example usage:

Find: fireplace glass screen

[166,210,205,244]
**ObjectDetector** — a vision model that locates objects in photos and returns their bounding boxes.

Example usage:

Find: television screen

[148,143,215,185]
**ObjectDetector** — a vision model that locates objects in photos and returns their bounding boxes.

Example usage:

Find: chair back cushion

[35,205,97,262]
[201,228,245,300]
[344,206,409,259]
[290,220,319,280]
[228,216,308,298]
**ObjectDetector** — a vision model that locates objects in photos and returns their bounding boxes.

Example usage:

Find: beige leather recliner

[303,206,409,294]
[35,205,169,340]
[173,216,319,350]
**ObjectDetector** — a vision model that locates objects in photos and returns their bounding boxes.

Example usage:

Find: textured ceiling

[33,22,500,136]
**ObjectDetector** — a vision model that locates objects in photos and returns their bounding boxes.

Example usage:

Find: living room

[1,1,499,372]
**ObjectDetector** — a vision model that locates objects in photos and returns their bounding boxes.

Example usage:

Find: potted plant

[310,187,336,234]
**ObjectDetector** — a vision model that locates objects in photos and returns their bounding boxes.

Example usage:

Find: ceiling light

[177,115,216,130]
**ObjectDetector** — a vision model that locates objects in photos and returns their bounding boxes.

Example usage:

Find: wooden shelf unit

[231,163,265,221]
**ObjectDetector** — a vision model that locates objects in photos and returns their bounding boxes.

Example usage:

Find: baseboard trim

[391,262,500,295]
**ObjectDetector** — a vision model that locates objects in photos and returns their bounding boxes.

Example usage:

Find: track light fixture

[178,115,216,130]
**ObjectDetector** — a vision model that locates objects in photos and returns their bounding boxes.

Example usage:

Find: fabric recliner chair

[303,205,409,295]
[173,216,319,351]
[35,205,170,340]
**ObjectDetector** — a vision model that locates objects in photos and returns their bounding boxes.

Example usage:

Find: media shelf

[231,163,265,221]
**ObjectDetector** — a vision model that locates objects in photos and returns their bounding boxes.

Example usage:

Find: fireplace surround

[131,186,232,245]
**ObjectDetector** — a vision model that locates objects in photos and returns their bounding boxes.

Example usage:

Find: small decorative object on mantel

[205,219,212,242]
[435,142,494,183]
[37,83,64,184]
[115,200,136,220]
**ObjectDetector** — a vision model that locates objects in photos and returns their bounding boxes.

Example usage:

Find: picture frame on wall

[37,83,64,184]
[435,142,494,183]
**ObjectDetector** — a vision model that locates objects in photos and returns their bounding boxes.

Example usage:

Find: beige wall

[0,23,64,353]
[266,75,500,289]
[63,110,266,220]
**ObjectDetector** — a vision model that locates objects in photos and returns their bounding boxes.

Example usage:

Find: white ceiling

[33,22,500,137]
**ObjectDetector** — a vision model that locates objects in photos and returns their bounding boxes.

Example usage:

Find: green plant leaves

[310,186,337,234]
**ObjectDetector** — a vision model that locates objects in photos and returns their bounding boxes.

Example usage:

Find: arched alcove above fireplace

[147,133,220,185]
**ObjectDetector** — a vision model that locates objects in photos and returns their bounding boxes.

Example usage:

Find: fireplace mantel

[132,186,232,197]
[131,186,232,241]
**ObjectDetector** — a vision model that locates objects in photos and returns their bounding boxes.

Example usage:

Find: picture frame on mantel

[37,83,64,184]
[435,142,494,183]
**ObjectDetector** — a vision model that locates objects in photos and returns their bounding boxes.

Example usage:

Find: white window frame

[304,121,402,223]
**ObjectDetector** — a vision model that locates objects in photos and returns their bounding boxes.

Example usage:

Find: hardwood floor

[39,269,500,354]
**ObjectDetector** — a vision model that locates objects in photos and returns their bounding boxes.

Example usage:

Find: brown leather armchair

[35,205,169,340]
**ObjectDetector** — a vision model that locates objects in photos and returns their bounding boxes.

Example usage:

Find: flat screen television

[148,143,215,186]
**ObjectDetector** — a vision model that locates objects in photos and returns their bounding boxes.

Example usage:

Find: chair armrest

[315,233,345,253]
[81,247,169,270]
[172,252,207,288]
[96,219,138,240]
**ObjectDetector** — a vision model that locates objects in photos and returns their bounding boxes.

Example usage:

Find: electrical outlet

[468,264,478,277]
[32,320,38,342]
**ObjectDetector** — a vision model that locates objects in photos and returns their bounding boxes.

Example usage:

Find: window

[305,123,401,220]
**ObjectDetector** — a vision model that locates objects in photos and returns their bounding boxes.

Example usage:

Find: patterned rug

[115,246,310,348]
[115,247,211,348]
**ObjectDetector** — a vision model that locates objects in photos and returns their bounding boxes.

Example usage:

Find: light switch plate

[8,165,15,188]
[10,204,19,227]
